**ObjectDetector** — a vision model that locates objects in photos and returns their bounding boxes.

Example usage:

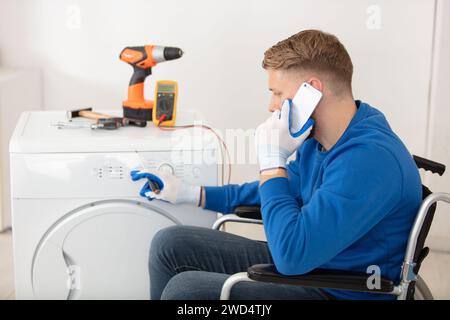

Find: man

[130,30,422,300]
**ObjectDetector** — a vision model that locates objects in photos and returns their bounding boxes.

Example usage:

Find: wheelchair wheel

[414,275,434,300]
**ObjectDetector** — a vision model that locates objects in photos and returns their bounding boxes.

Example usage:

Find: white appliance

[10,109,221,299]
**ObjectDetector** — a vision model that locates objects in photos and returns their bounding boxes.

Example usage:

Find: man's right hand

[255,100,314,172]
[130,169,202,206]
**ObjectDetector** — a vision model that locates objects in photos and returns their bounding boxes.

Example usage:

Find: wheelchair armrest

[247,264,395,294]
[212,213,263,230]
[233,206,262,220]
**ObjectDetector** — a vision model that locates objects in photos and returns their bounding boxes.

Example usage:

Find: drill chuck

[152,46,183,63]
[163,47,184,61]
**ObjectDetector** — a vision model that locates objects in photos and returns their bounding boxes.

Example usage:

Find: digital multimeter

[152,80,178,126]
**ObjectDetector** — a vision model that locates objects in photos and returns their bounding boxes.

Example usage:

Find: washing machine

[9,109,222,299]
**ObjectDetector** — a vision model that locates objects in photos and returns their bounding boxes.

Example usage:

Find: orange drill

[120,45,183,121]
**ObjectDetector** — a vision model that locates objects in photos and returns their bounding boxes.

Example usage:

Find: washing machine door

[32,200,179,300]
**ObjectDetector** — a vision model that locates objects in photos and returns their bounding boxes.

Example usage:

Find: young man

[131,30,422,300]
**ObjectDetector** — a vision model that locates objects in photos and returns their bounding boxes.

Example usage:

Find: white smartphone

[289,82,323,134]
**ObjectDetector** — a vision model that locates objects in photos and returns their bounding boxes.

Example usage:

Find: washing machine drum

[32,200,179,299]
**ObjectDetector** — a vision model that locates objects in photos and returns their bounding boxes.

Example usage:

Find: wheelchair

[212,155,448,300]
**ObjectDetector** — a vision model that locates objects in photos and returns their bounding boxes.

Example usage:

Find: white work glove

[130,169,201,206]
[255,99,314,172]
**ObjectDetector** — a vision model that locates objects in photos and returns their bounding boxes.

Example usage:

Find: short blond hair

[263,30,353,93]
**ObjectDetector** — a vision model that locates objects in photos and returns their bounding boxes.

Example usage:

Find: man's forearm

[200,182,261,213]
[260,168,288,186]
[199,170,286,209]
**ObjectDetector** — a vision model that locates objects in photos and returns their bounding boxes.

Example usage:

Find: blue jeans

[149,225,332,300]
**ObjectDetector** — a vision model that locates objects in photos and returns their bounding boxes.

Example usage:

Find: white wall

[0,68,41,229]
[425,0,450,251]
[0,0,448,246]
[0,1,435,159]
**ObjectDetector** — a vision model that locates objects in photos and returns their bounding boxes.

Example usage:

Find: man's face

[267,68,324,138]
[267,69,303,113]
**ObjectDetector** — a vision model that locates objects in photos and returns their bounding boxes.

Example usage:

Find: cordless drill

[120,45,183,121]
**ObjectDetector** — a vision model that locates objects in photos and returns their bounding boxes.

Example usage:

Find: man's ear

[308,77,323,92]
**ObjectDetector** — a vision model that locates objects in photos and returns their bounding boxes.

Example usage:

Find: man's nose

[268,103,281,113]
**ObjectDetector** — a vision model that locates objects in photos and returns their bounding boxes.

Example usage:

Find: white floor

[1,228,449,300]
[0,230,14,300]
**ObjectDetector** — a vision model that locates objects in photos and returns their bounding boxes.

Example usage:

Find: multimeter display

[155,84,176,121]
[157,84,175,93]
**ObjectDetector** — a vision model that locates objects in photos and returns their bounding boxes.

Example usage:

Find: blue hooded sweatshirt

[204,101,422,299]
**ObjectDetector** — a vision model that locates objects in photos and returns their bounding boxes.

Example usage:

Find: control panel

[10,149,219,199]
